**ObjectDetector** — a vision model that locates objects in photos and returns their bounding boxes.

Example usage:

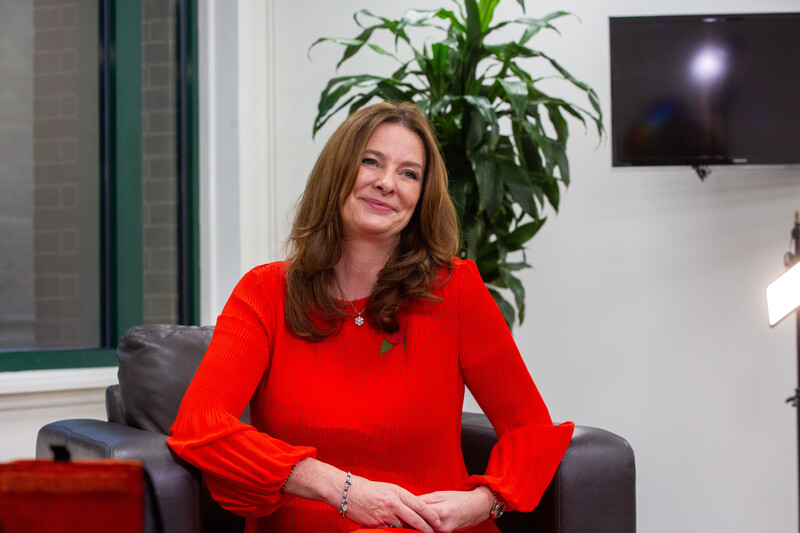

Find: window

[0,0,198,371]
[0,0,101,351]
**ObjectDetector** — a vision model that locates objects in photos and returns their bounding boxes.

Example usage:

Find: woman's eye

[362,157,378,166]
[403,170,419,180]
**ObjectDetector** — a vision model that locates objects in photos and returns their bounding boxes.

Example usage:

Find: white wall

[229,1,799,532]
[0,368,116,461]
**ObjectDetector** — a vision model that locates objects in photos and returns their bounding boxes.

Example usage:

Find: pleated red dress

[168,258,573,533]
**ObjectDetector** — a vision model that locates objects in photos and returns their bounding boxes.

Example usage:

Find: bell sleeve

[167,267,316,517]
[455,260,574,512]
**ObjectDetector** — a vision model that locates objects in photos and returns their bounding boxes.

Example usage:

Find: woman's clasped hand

[285,458,493,533]
[345,476,496,533]
[343,475,442,532]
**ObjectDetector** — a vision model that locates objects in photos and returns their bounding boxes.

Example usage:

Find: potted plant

[311,0,603,327]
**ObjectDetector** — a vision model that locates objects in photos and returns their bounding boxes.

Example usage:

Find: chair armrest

[106,384,126,424]
[461,414,636,533]
[37,419,204,533]
[527,425,636,533]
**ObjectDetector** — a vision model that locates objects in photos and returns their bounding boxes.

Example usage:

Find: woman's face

[340,122,425,245]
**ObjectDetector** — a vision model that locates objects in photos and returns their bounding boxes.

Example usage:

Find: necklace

[334,275,365,326]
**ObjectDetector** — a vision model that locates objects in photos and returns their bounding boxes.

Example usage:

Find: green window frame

[0,0,199,372]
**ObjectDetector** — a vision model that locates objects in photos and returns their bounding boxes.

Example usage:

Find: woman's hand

[418,486,494,533]
[284,459,440,531]
[345,474,442,533]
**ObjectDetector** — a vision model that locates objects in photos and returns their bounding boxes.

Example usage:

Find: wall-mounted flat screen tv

[610,13,800,168]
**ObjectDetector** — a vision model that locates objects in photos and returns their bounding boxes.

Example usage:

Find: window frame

[0,0,199,372]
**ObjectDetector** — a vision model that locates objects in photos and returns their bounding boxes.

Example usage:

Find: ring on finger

[388,520,402,528]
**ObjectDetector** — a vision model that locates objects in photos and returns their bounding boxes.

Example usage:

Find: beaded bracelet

[279,464,296,495]
[338,471,352,517]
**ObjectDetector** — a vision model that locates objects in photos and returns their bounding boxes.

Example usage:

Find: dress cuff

[461,421,574,512]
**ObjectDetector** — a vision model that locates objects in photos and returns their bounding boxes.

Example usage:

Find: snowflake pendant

[355,315,364,326]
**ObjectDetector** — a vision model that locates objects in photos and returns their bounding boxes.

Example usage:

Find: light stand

[766,211,800,531]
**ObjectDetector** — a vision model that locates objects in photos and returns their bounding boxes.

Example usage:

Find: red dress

[168,258,573,533]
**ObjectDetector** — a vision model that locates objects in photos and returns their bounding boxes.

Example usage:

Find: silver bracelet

[279,464,296,495]
[338,471,352,517]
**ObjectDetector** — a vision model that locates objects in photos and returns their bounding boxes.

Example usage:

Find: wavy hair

[285,101,459,339]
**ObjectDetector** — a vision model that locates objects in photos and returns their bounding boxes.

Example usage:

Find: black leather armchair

[37,324,636,533]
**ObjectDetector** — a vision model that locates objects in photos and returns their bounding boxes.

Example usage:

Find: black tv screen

[610,13,800,168]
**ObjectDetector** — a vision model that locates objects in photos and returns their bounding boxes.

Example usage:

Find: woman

[168,101,573,533]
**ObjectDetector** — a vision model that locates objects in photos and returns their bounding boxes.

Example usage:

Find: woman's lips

[361,198,394,212]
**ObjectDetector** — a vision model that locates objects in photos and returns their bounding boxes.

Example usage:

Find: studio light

[767,261,800,327]
[766,211,800,532]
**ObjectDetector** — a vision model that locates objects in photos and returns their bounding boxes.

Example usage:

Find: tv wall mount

[692,165,712,181]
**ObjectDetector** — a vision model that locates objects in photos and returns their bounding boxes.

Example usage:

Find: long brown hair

[285,101,459,339]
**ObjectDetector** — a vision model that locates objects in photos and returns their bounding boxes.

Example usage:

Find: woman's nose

[374,170,395,193]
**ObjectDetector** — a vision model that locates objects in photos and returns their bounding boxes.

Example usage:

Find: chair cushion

[116,324,214,434]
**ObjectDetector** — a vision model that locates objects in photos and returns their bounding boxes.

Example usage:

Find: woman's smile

[340,122,425,244]
[361,198,395,212]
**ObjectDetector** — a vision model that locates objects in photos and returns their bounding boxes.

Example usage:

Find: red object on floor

[0,459,144,533]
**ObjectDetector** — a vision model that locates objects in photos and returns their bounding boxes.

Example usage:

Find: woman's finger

[392,506,433,533]
[395,490,440,533]
[418,491,446,505]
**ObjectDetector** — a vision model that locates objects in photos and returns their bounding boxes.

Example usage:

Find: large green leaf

[487,287,515,328]
[354,10,410,49]
[538,50,604,134]
[309,33,394,70]
[517,11,570,44]
[498,267,526,323]
[497,158,539,219]
[550,138,570,186]
[477,0,501,32]
[398,8,463,32]
[465,108,485,152]
[538,170,561,210]
[506,220,544,248]
[546,104,569,143]
[316,75,382,116]
[485,41,540,62]
[314,75,415,134]
[498,79,528,121]
[472,151,504,216]
[463,95,499,147]
[464,0,483,45]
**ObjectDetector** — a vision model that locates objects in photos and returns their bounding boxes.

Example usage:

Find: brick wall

[33,0,81,346]
[141,0,179,324]
[0,2,36,350]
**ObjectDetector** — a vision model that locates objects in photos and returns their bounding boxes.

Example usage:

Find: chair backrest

[116,324,215,434]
